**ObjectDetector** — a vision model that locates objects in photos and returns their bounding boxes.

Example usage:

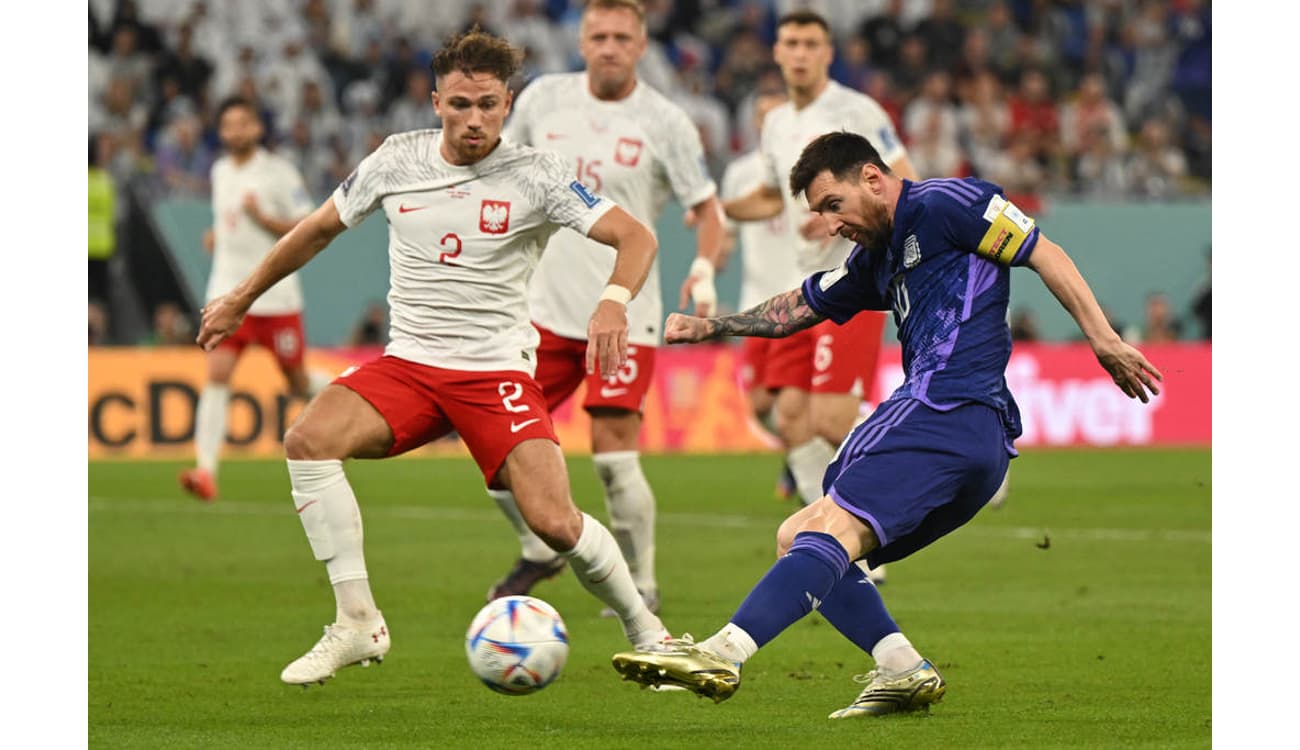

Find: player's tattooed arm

[664,288,824,343]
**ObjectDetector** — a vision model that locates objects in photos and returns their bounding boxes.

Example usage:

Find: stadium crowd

[87,0,1212,344]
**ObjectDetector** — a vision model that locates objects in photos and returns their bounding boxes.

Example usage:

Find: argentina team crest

[480,200,511,234]
[903,234,921,269]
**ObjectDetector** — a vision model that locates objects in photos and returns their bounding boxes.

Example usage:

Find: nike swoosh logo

[588,566,615,584]
[398,204,426,213]
[811,374,833,385]
[545,132,566,140]
[600,387,629,398]
[510,418,541,433]
[295,499,318,514]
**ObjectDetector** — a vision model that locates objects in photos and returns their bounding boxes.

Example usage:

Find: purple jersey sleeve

[944,188,1040,267]
[801,246,888,324]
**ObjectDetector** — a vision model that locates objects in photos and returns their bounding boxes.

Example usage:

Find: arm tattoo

[704,288,825,339]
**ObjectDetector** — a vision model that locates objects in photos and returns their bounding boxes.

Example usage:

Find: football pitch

[89,449,1210,749]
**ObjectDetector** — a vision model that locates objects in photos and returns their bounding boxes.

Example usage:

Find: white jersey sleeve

[531,149,616,237]
[331,139,393,227]
[649,105,717,210]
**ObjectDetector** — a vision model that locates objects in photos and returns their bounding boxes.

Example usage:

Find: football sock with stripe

[561,512,664,647]
[727,531,851,650]
[287,459,378,627]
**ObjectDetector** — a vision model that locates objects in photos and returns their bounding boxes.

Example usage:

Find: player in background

[196,30,672,686]
[611,131,1162,716]
[484,0,725,616]
[720,10,918,583]
[718,87,802,499]
[179,96,327,502]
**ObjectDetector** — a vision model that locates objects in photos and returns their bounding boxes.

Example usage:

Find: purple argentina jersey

[802,177,1040,449]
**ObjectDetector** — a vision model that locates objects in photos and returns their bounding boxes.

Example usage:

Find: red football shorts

[333,355,558,486]
[218,312,306,370]
[739,338,774,393]
[532,325,656,413]
[764,311,887,396]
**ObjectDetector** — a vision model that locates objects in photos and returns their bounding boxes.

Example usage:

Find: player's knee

[775,519,799,558]
[528,507,582,552]
[283,420,336,460]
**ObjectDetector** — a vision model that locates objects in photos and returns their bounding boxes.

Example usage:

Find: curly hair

[430,28,522,84]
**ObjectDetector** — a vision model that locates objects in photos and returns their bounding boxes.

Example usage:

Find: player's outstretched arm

[678,195,725,317]
[1027,234,1163,402]
[584,206,658,379]
[197,197,347,351]
[722,184,784,222]
[665,287,824,344]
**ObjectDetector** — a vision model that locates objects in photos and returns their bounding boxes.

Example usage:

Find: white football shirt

[504,72,717,346]
[208,148,315,314]
[331,129,615,374]
[720,150,802,311]
[760,80,908,275]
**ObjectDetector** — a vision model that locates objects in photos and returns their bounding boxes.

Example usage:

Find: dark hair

[789,131,891,198]
[777,9,831,36]
[216,95,258,121]
[430,28,522,84]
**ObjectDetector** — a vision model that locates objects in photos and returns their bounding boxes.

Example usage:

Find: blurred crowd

[89,0,1211,205]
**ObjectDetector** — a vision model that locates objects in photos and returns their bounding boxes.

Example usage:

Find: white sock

[194,384,230,476]
[287,459,378,626]
[488,488,560,563]
[701,622,758,665]
[306,370,333,398]
[593,451,656,594]
[787,437,835,506]
[562,512,665,647]
[872,632,923,674]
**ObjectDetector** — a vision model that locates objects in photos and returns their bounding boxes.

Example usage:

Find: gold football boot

[611,636,741,703]
[828,660,947,718]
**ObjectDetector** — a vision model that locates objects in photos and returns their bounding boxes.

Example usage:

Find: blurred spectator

[892,34,931,107]
[88,135,118,306]
[278,118,334,199]
[350,302,389,346]
[1189,250,1211,341]
[154,114,215,198]
[89,300,111,346]
[1126,117,1188,199]
[382,37,425,110]
[1139,291,1182,344]
[1123,0,1179,127]
[957,71,1010,179]
[1007,68,1061,169]
[713,29,770,113]
[387,68,438,135]
[1059,72,1126,162]
[106,25,154,99]
[913,0,965,72]
[833,36,876,93]
[985,132,1047,213]
[981,1,1023,82]
[260,31,334,124]
[330,0,387,60]
[140,302,193,346]
[1074,122,1130,198]
[951,28,993,96]
[502,0,569,76]
[858,0,906,71]
[106,0,165,54]
[1010,308,1041,342]
[903,70,963,179]
[289,80,345,145]
[154,23,214,108]
[146,75,200,146]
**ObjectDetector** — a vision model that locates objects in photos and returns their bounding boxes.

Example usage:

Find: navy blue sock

[817,563,901,655]
[731,532,851,648]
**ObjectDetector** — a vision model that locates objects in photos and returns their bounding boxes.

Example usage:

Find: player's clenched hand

[196,294,248,352]
[664,313,713,344]
[586,299,629,379]
[1093,338,1164,403]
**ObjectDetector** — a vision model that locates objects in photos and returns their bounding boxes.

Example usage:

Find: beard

[854,203,894,250]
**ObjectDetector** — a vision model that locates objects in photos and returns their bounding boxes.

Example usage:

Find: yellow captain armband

[975,195,1036,265]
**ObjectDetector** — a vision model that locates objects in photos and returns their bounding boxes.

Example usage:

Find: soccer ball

[465,595,569,695]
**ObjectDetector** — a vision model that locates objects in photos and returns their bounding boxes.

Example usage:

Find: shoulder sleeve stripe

[910,182,979,206]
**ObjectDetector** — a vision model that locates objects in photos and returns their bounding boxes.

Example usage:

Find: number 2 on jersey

[439,232,462,265]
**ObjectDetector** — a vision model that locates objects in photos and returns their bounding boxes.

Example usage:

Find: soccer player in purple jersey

[611,131,1162,717]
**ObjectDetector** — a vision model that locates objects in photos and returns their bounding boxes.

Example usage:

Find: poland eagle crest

[479,200,511,234]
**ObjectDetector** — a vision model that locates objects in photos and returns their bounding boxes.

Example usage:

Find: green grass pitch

[89,449,1210,749]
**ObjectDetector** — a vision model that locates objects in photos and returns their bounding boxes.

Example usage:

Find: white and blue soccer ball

[465,595,569,695]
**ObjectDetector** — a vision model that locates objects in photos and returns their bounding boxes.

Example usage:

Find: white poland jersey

[720,149,802,311]
[208,148,315,314]
[760,80,908,275]
[331,129,615,374]
[504,72,717,346]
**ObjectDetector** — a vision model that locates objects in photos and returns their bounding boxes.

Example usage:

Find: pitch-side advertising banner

[88,343,1209,460]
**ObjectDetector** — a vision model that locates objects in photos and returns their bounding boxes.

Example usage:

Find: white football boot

[280,613,390,686]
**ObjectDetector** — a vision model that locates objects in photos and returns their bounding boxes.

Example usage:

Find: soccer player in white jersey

[720,87,801,497]
[179,96,324,502]
[722,10,921,581]
[195,30,672,686]
[483,0,725,615]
